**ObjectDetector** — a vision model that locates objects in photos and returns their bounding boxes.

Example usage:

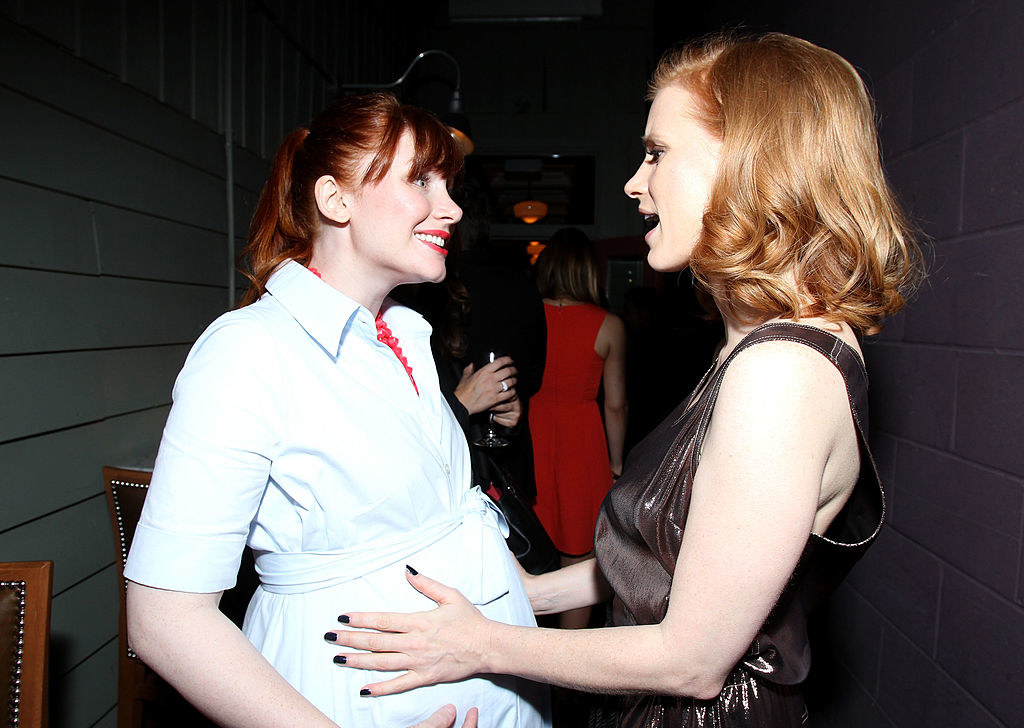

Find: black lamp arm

[341,49,463,97]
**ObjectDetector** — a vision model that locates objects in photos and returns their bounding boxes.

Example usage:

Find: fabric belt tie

[255,487,508,599]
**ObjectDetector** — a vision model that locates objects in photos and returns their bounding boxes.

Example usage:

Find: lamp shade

[514,200,548,224]
[442,111,475,155]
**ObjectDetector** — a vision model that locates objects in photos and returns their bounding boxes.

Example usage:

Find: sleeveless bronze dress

[593,322,884,727]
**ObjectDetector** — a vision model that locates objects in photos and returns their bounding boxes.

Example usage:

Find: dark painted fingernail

[406,564,419,575]
[338,614,350,624]
[333,655,347,665]
[324,632,338,642]
[360,688,372,697]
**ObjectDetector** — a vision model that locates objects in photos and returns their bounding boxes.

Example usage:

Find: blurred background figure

[530,227,627,630]
[621,283,721,456]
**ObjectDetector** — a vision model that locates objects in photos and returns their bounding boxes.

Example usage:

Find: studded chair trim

[1,579,26,727]
[108,477,150,660]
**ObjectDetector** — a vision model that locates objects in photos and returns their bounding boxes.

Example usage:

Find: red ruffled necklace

[308,267,418,395]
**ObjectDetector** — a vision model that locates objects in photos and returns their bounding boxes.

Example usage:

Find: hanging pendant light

[514,200,548,224]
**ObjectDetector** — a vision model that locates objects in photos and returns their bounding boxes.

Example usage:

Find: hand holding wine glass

[453,355,518,417]
[470,350,516,447]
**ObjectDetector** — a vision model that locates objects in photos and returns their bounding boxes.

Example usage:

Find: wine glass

[473,350,511,448]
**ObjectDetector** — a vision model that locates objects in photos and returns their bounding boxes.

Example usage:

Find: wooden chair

[102,466,258,728]
[0,560,53,728]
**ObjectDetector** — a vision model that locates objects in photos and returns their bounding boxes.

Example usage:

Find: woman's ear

[314,175,352,224]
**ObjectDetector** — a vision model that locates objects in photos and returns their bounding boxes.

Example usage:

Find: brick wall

[781,2,1024,726]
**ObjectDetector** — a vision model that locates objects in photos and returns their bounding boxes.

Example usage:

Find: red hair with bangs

[650,33,923,334]
[239,92,463,305]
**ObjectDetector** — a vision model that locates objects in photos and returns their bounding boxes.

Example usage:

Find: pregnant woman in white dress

[123,93,549,728]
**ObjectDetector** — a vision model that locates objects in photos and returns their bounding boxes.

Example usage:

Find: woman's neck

[308,250,390,318]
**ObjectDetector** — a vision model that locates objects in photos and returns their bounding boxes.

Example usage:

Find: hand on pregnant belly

[324,566,492,696]
[411,705,479,728]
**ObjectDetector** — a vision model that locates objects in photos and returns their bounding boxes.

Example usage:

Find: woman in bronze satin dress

[326,33,923,727]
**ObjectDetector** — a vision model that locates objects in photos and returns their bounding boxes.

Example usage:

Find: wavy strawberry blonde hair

[652,33,922,334]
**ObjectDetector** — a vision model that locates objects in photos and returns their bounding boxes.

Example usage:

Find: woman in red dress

[530,228,627,628]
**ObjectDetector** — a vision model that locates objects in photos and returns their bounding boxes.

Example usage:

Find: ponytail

[238,128,313,306]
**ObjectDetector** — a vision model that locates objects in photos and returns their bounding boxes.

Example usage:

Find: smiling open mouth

[415,232,448,256]
[643,214,660,234]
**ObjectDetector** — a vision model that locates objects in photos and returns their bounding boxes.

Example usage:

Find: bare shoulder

[595,311,626,355]
[711,335,853,452]
[599,311,626,336]
[721,337,845,397]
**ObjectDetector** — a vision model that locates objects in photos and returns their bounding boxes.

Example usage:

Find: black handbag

[472,450,561,575]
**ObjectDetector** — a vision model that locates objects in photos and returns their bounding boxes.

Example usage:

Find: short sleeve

[124,313,283,593]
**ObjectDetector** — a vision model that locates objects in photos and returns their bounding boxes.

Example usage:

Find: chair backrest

[0,560,53,728]
[102,466,152,660]
[102,466,259,637]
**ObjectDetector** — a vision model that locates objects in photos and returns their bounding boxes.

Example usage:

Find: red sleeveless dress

[530,302,613,555]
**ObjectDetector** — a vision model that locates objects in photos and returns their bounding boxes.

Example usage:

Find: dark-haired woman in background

[530,228,627,629]
[326,33,922,727]
[123,93,547,728]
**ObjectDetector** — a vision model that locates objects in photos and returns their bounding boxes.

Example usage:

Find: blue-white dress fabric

[125,260,549,727]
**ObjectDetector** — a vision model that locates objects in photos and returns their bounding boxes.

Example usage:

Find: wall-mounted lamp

[342,50,474,155]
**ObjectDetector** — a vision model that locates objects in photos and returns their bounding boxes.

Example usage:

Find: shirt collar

[265,260,366,357]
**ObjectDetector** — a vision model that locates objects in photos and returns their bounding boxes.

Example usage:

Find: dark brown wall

[776,2,1024,727]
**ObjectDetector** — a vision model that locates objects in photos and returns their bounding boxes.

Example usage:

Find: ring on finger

[500,380,509,392]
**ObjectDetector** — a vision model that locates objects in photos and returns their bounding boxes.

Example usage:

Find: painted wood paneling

[50,566,119,674]
[0,407,168,532]
[1,268,224,353]
[0,495,114,594]
[0,346,189,441]
[0,3,405,724]
[0,89,225,229]
[195,1,223,131]
[0,16,225,178]
[93,204,227,285]
[0,179,98,274]
[51,641,117,728]
[124,0,161,98]
[78,0,122,77]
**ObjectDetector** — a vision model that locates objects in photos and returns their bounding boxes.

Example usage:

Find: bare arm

[595,313,628,475]
[127,583,338,727]
[519,557,611,615]
[330,341,854,698]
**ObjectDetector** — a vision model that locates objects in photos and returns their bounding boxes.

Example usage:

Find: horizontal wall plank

[0,407,168,532]
[0,87,225,230]
[234,145,270,193]
[93,204,228,286]
[0,15,225,177]
[78,0,121,78]
[93,706,118,728]
[124,0,161,99]
[0,494,114,594]
[1,268,225,354]
[51,640,118,728]
[50,565,118,676]
[7,0,76,52]
[195,0,223,131]
[0,178,98,274]
[0,346,188,442]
